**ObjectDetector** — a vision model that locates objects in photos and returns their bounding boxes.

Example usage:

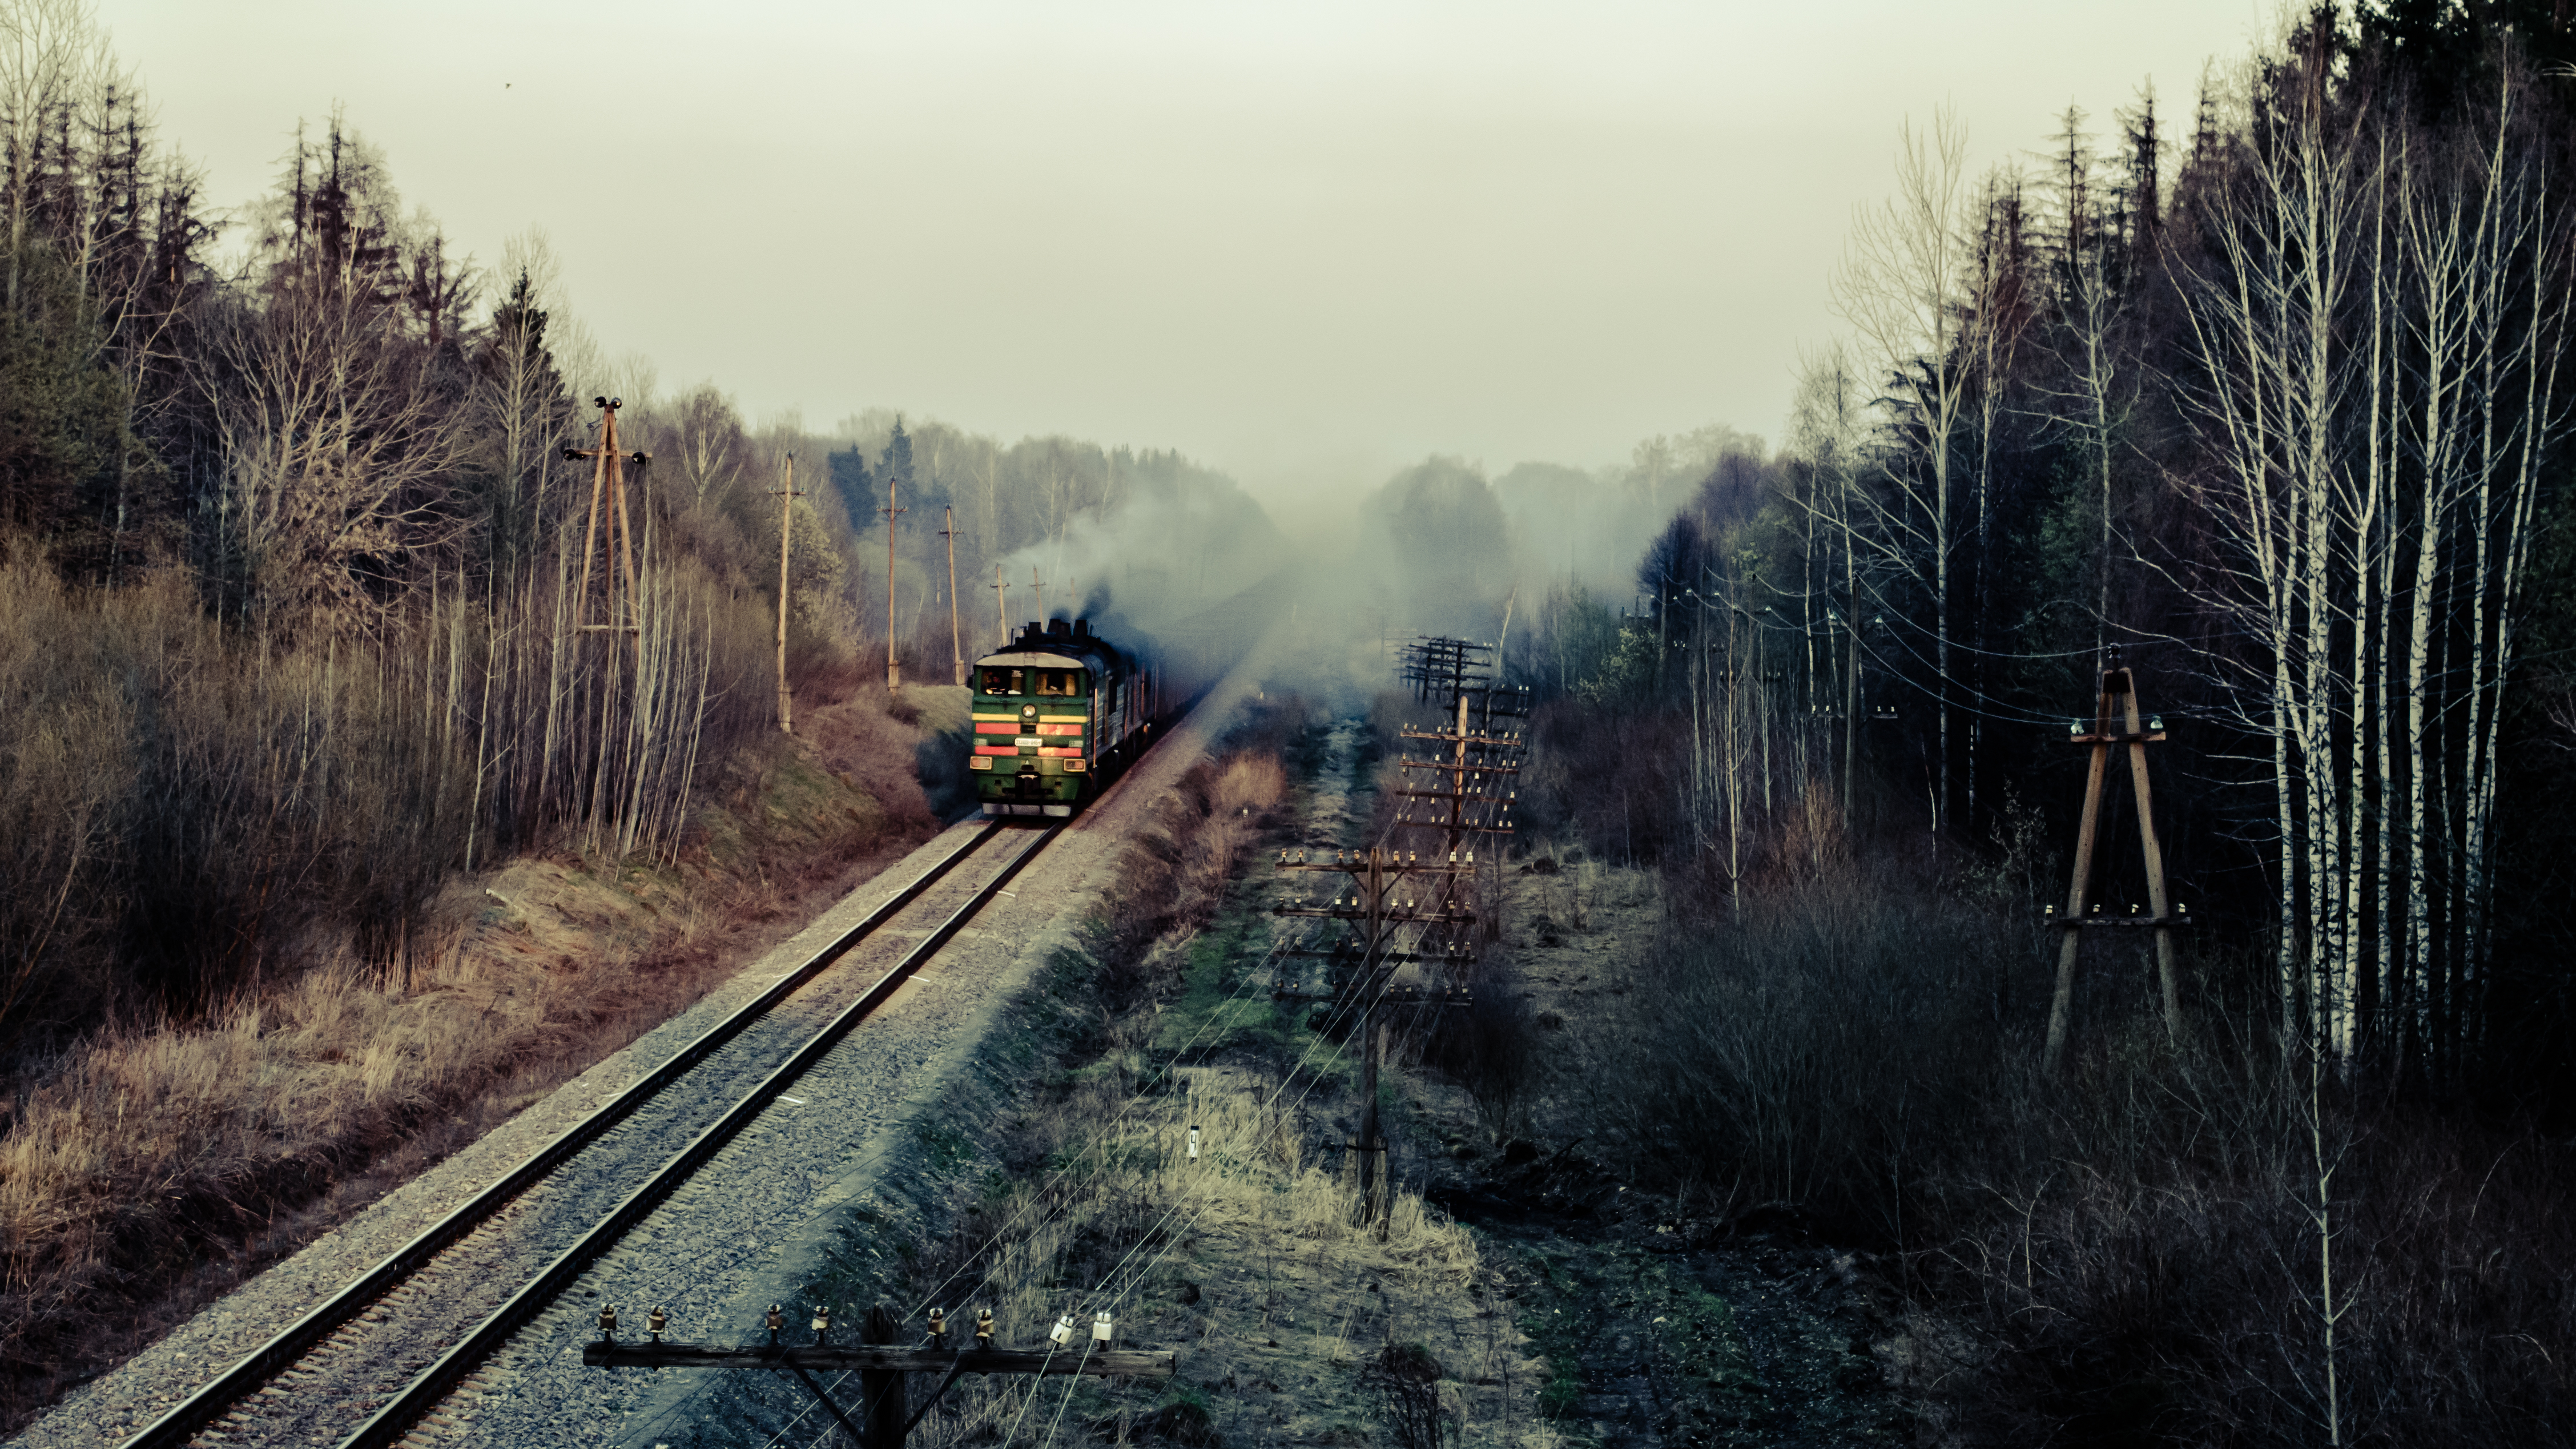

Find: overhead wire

[906,813,1418,1347]
[895,917,1319,1318]
[1844,628,2118,730]
[634,820,1407,1436]
[900,788,1478,1324]
[1060,989,1403,1375]
[914,901,1407,1353]
[1062,939,1399,1331]
[616,725,1473,1441]
[927,852,1482,1442]
[1036,1337,1098,1448]
[991,1339,1065,1447]
[631,920,1317,1443]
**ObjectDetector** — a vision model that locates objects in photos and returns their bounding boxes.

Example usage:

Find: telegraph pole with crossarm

[1263,641,1527,1230]
[884,476,906,695]
[941,506,965,685]
[587,1302,1172,1448]
[771,454,803,733]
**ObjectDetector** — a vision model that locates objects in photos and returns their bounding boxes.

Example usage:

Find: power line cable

[633,922,1317,1440]
[632,727,1458,1438]
[1037,1337,1098,1448]
[1065,957,1396,1323]
[638,822,1390,1434]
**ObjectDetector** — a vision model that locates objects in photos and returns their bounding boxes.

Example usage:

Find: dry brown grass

[901,1028,1500,1449]
[1089,750,1291,1012]
[0,689,942,1432]
[0,537,788,1049]
[864,735,1535,1448]
[1192,753,1286,896]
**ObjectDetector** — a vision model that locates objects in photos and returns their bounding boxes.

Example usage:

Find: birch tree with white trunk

[1833,107,1983,843]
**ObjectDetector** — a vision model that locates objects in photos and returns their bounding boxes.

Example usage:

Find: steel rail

[120,820,1007,1449]
[332,822,1063,1449]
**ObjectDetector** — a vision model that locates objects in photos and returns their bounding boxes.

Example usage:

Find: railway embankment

[645,704,1548,1449]
[0,688,965,1442]
[584,693,1290,1443]
[10,659,1283,1447]
[470,677,1279,1445]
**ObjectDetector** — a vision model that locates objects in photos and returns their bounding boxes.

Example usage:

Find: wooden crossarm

[582,1343,1175,1375]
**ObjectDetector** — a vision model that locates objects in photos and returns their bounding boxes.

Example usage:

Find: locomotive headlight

[1063,759,1086,772]
[970,756,993,771]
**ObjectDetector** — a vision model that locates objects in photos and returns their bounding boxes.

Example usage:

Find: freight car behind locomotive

[968,618,1162,816]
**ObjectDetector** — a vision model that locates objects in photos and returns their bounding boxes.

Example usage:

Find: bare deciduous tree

[1834,106,1982,842]
[202,118,470,633]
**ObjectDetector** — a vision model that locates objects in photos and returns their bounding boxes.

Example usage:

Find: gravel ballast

[9,663,1262,1449]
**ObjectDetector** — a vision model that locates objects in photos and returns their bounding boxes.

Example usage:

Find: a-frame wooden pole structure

[567,397,649,677]
[2043,650,2186,1074]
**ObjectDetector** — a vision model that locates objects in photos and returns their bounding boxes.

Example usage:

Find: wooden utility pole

[1272,843,1476,1227]
[567,396,649,677]
[884,477,907,693]
[861,1306,904,1448]
[771,454,803,734]
[1357,1022,1390,1238]
[2043,650,2187,1074]
[992,566,1009,652]
[1031,565,1045,625]
[1391,644,1528,991]
[940,506,965,685]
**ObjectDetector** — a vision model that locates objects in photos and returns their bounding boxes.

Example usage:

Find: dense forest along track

[119,820,1061,1449]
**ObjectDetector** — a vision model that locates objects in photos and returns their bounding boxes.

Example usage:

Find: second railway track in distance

[122,819,1061,1449]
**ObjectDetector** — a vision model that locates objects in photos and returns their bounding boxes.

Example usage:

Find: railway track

[119,819,1062,1449]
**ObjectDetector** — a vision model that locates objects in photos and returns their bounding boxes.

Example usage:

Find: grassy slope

[0,689,957,1434]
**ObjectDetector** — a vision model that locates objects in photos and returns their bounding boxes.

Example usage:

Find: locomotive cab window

[980,667,1021,695]
[1037,670,1084,697]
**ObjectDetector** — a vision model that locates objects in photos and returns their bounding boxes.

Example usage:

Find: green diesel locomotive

[969,618,1162,816]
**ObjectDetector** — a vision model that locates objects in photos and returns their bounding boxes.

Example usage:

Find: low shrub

[1600,854,2010,1240]
[1573,850,2576,1445]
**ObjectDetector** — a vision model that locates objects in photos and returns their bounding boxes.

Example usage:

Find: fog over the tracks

[100,0,2269,510]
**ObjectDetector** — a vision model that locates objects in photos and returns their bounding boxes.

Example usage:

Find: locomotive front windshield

[977,665,1089,698]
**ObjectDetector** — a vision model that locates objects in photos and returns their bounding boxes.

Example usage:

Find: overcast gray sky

[100,0,2275,508]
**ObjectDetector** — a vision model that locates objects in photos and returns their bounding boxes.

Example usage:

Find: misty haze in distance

[8,3,2576,1443]
[96,0,2268,520]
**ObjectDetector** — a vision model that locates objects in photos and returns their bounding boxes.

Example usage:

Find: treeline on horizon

[0,2,1270,1056]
